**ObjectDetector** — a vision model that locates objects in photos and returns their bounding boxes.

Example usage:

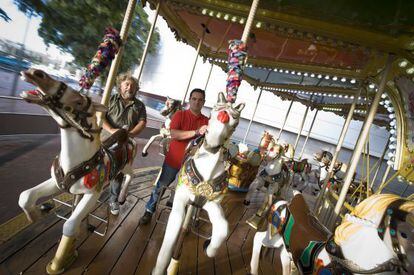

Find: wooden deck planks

[0,167,320,275]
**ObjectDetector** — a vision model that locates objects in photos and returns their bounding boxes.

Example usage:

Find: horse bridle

[326,199,411,274]
[37,82,101,141]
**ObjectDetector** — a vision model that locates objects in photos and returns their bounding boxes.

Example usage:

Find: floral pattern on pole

[226,39,247,103]
[79,27,122,90]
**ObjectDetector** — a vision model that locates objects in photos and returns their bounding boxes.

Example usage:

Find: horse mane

[334,194,414,245]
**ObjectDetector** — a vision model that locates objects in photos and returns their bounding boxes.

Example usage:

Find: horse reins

[38,82,101,141]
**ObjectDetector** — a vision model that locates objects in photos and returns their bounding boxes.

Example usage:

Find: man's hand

[196,125,208,136]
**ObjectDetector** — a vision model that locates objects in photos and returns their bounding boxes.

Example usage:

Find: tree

[14,0,160,74]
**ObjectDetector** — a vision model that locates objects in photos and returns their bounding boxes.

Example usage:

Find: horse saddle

[283,194,331,273]
[290,159,309,173]
[102,129,130,179]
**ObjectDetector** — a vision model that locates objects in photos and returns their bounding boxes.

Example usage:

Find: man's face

[120,79,138,101]
[189,92,205,113]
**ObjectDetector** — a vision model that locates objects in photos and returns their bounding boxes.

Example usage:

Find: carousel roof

[146,0,414,126]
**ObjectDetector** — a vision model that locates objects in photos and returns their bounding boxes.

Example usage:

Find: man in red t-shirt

[140,88,209,224]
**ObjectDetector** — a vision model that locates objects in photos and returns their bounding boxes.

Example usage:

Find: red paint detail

[217,111,230,124]
[84,169,99,189]
[27,90,39,95]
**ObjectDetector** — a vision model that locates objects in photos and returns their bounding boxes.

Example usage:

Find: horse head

[259,131,275,151]
[266,143,284,161]
[20,69,106,140]
[313,150,333,166]
[160,96,182,117]
[333,194,414,273]
[204,92,244,149]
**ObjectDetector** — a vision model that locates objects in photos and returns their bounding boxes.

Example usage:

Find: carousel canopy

[146,0,414,127]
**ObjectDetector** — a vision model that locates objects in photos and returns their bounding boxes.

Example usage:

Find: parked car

[0,55,31,72]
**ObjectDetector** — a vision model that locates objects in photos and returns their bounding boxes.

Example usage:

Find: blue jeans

[145,162,180,213]
[109,173,124,203]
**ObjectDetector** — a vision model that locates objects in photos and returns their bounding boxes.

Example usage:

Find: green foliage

[14,0,160,73]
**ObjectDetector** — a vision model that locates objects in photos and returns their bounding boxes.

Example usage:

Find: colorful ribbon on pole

[79,27,122,90]
[226,39,247,103]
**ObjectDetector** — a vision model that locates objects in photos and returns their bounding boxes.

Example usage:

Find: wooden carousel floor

[0,167,317,275]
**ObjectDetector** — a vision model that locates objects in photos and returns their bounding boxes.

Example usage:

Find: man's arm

[102,118,118,134]
[129,120,146,137]
[170,125,207,140]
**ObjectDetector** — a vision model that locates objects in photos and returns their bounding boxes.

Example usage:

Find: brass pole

[327,55,395,229]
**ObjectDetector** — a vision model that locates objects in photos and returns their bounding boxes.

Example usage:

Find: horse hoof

[118,198,126,205]
[23,208,39,223]
[203,239,211,256]
[243,200,250,206]
[40,202,54,212]
[87,224,96,232]
[142,151,148,157]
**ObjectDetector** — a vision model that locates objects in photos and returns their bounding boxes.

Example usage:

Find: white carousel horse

[244,143,290,203]
[142,97,182,157]
[250,192,414,275]
[244,142,292,230]
[152,92,245,275]
[17,69,136,274]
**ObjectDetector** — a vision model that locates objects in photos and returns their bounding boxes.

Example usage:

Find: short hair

[116,72,139,93]
[189,88,205,100]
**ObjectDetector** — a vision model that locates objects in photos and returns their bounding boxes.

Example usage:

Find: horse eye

[400,232,408,239]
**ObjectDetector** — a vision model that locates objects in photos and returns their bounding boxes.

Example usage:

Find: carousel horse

[244,143,291,230]
[152,92,245,275]
[250,192,414,275]
[142,97,182,157]
[291,151,332,195]
[17,69,136,274]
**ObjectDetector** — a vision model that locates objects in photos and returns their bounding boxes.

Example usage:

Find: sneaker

[139,211,152,225]
[110,202,120,215]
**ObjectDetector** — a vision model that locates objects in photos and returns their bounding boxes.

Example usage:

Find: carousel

[0,0,413,274]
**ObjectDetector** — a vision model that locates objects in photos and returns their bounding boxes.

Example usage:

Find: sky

[0,1,389,156]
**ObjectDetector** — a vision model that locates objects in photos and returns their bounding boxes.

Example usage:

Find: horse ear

[167,96,170,100]
[234,103,245,113]
[218,92,226,104]
[92,102,108,112]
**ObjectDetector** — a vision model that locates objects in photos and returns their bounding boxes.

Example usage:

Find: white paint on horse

[152,92,245,275]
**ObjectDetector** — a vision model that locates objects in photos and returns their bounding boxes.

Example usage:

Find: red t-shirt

[165,109,209,169]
